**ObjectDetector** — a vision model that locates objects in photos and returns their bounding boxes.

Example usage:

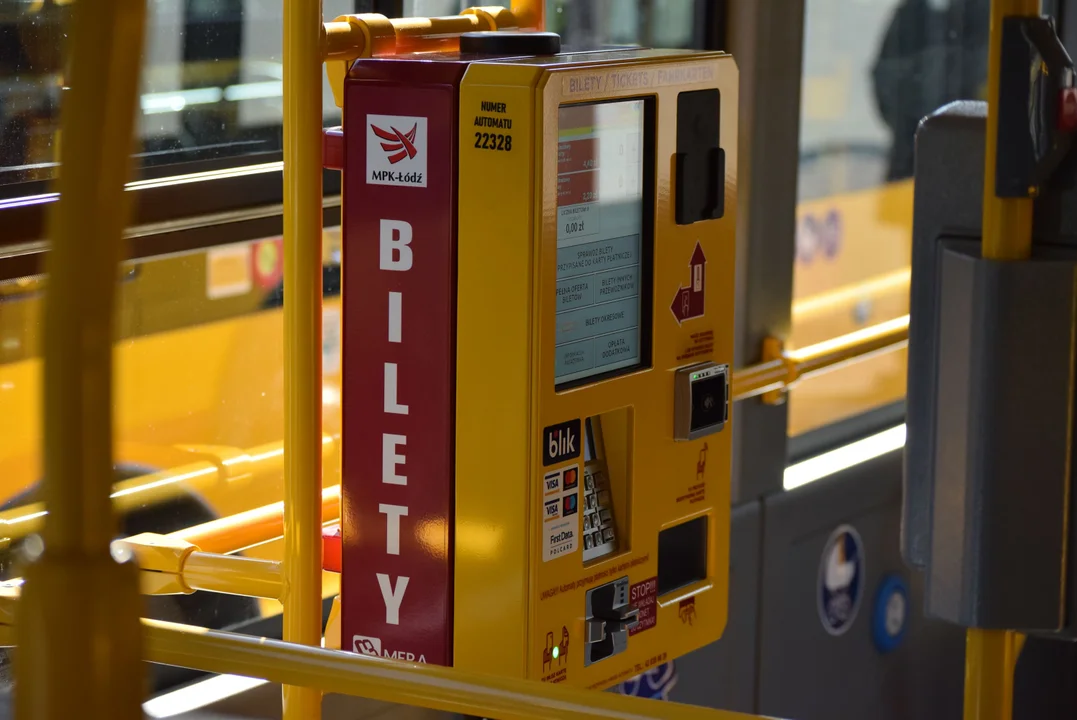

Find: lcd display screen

[554,100,648,386]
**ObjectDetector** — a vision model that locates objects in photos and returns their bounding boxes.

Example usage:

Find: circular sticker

[252,238,283,289]
[618,661,677,700]
[871,574,909,653]
[817,524,864,636]
[820,209,842,259]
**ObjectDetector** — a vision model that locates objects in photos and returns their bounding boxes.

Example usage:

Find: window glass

[1,0,705,189]
[0,227,343,649]
[0,0,353,187]
[547,0,700,49]
[789,0,988,437]
[406,1,703,49]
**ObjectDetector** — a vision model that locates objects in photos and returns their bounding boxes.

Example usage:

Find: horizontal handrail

[0,321,907,552]
[172,483,340,555]
[732,315,909,402]
[142,618,769,720]
[0,436,340,546]
[111,532,285,599]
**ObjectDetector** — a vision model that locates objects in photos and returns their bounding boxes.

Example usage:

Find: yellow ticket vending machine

[338,31,737,691]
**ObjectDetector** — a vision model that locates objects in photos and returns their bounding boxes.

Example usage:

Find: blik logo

[543,419,581,466]
[367,114,428,188]
[353,635,382,656]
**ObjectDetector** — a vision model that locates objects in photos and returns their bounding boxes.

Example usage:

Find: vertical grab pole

[282,0,324,713]
[980,0,1040,261]
[14,0,147,717]
[965,1,1040,719]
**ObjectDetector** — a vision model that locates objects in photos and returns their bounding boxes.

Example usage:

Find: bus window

[0,0,355,186]
[789,0,989,438]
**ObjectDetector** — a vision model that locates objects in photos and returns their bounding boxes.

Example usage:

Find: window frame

[0,159,342,281]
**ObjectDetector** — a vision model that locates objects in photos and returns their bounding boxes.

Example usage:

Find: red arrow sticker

[670,242,707,324]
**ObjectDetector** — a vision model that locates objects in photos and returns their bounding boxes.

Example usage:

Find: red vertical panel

[340,61,464,666]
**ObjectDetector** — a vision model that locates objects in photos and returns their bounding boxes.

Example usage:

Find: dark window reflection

[871,0,989,181]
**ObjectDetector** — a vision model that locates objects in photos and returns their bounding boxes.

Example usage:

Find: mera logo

[352,635,382,656]
[351,635,427,663]
[367,114,428,188]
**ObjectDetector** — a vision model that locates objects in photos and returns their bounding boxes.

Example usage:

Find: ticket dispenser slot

[583,576,639,666]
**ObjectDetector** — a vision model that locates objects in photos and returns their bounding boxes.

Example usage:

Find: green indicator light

[690,374,698,380]
[552,646,560,659]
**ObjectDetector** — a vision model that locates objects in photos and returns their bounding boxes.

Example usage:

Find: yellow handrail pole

[964,1,1040,719]
[981,0,1040,261]
[14,0,147,715]
[731,316,910,402]
[142,619,758,720]
[282,0,325,712]
[512,0,544,30]
[178,552,284,599]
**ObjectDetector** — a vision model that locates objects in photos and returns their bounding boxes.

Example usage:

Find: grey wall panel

[726,0,803,503]
[757,451,965,720]
[671,500,761,713]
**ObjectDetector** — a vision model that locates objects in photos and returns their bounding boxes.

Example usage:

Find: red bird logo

[372,123,418,164]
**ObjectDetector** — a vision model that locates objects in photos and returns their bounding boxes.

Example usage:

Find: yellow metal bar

[391,14,491,52]
[183,552,283,600]
[324,9,515,60]
[282,0,324,712]
[15,0,147,714]
[981,0,1040,261]
[142,618,762,720]
[324,9,520,108]
[964,629,1024,720]
[173,484,341,555]
[0,436,340,544]
[732,315,910,402]
[963,2,1040,719]
[512,0,545,29]
[112,533,283,599]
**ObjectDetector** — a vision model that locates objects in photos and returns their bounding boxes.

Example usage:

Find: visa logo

[545,500,560,519]
[544,472,561,494]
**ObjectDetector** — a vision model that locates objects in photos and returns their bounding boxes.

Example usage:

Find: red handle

[322,524,342,573]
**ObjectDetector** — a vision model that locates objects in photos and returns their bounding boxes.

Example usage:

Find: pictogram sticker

[541,626,570,684]
[818,524,864,636]
[678,596,697,625]
[670,242,706,324]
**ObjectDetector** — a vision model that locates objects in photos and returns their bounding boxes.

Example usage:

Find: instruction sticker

[206,244,252,299]
[543,465,581,561]
[628,576,658,636]
[817,524,864,636]
[669,242,706,324]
